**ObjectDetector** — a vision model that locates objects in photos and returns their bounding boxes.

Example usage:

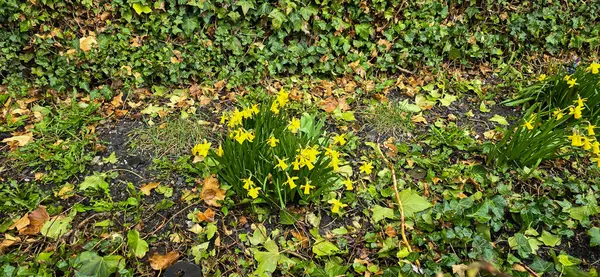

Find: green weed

[363,101,415,137]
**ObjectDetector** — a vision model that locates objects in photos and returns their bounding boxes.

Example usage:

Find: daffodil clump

[198,90,349,210]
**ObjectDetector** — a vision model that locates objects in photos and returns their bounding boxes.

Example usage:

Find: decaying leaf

[140,182,160,196]
[149,251,180,270]
[196,208,216,222]
[411,113,428,124]
[2,133,33,147]
[0,234,21,253]
[11,206,50,235]
[200,176,226,207]
[55,183,75,199]
[79,36,97,52]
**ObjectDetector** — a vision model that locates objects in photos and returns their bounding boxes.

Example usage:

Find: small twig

[375,143,421,268]
[518,263,541,277]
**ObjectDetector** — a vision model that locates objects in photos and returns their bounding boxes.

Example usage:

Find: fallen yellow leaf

[140,182,160,196]
[2,133,33,147]
[0,234,21,254]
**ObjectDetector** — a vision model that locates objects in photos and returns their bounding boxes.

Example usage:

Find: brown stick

[376,144,421,268]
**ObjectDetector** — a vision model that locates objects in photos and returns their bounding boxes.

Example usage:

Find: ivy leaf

[76,251,124,277]
[102,152,117,164]
[182,17,199,37]
[371,205,396,223]
[127,230,148,258]
[132,3,152,15]
[539,231,561,247]
[489,114,509,125]
[269,9,287,29]
[355,23,373,39]
[508,233,532,258]
[529,256,553,274]
[398,189,432,217]
[236,0,255,15]
[588,227,600,247]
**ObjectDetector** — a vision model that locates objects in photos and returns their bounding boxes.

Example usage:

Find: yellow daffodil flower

[575,95,587,107]
[228,109,244,128]
[564,75,571,81]
[588,124,596,136]
[284,175,299,189]
[587,62,600,74]
[583,137,592,150]
[192,140,211,157]
[592,155,600,167]
[216,144,224,157]
[267,136,279,147]
[568,132,584,147]
[567,78,578,88]
[553,109,564,120]
[251,104,260,114]
[333,134,347,146]
[522,114,535,130]
[343,178,353,190]
[538,74,547,81]
[276,89,289,107]
[569,106,583,119]
[360,162,374,175]
[241,177,255,190]
[288,118,301,134]
[247,187,261,199]
[292,158,301,170]
[242,107,253,119]
[275,157,288,170]
[220,114,228,124]
[328,199,347,214]
[593,141,600,154]
[301,182,315,195]
[270,101,280,114]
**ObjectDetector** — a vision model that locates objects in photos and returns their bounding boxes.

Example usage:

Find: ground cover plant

[2,1,600,277]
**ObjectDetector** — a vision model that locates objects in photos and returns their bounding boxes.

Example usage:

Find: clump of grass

[128,117,208,159]
[363,101,415,137]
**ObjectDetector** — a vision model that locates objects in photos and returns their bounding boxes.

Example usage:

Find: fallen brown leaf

[79,36,97,52]
[0,234,21,253]
[2,133,33,147]
[200,176,226,207]
[12,206,50,235]
[149,251,180,271]
[196,208,216,222]
[140,182,160,196]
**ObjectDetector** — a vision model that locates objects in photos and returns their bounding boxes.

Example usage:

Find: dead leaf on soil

[140,182,160,196]
[2,133,33,148]
[149,251,180,271]
[200,176,226,207]
[411,113,428,124]
[55,183,75,199]
[11,206,50,235]
[196,208,216,222]
[0,234,21,254]
[79,36,97,52]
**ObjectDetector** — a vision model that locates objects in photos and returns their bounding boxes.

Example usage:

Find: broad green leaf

[439,94,457,106]
[371,205,395,222]
[355,23,373,39]
[102,152,117,164]
[588,227,600,247]
[508,233,532,258]
[79,174,109,193]
[41,215,73,239]
[236,0,254,15]
[479,101,490,113]
[76,251,124,277]
[269,9,287,29]
[249,224,268,245]
[127,230,148,258]
[557,254,581,266]
[398,189,432,217]
[141,104,163,115]
[489,114,509,125]
[397,99,421,113]
[253,240,280,275]
[312,240,339,256]
[540,231,561,247]
[341,111,356,121]
[206,223,218,240]
[132,3,152,15]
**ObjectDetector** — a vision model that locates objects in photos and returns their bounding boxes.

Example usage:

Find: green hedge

[1,0,599,97]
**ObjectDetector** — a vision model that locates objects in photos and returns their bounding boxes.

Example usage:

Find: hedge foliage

[1,0,599,96]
